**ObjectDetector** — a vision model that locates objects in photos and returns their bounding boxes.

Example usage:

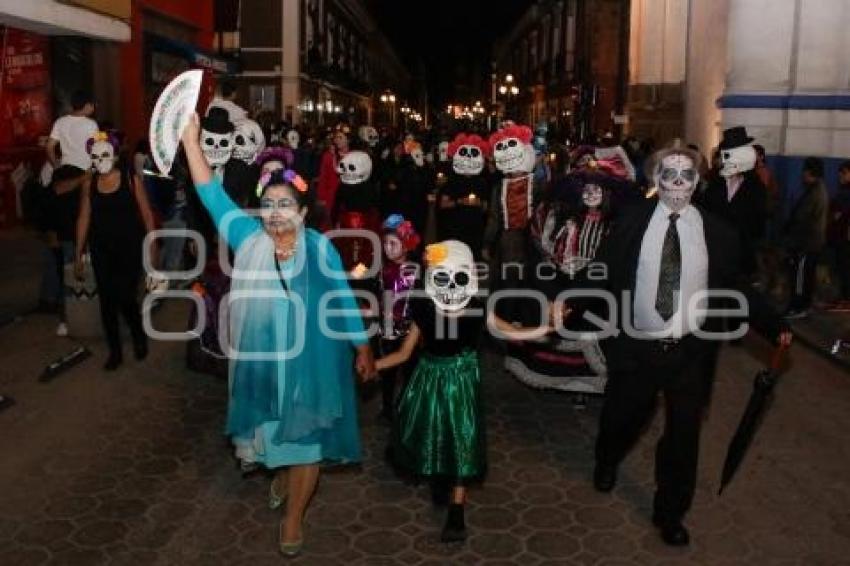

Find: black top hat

[201,107,235,134]
[719,126,754,150]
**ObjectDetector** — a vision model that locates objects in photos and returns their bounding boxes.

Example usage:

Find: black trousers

[91,242,145,356]
[596,336,716,522]
[787,251,819,310]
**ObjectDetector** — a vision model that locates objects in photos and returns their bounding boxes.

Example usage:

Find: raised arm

[180,113,258,250]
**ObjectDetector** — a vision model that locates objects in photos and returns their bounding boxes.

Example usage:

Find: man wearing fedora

[699,127,769,282]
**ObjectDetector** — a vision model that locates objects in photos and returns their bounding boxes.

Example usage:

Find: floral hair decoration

[425,243,448,266]
[256,169,309,198]
[86,131,120,153]
[383,213,421,252]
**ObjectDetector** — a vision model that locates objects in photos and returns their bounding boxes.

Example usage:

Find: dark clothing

[223,160,260,207]
[410,297,484,357]
[437,173,489,258]
[88,170,145,356]
[49,165,87,242]
[787,251,819,310]
[397,162,431,237]
[783,180,829,253]
[700,171,768,276]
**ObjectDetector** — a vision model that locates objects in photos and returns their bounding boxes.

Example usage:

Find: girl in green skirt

[376,240,552,542]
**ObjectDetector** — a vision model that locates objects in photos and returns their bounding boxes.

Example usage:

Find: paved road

[1,301,849,565]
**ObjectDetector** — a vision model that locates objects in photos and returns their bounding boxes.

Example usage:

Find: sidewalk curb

[791,321,850,374]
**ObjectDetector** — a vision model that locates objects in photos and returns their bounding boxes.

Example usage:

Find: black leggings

[91,243,145,356]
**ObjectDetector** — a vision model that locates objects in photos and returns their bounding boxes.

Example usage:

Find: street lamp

[497,74,520,118]
[380,91,397,127]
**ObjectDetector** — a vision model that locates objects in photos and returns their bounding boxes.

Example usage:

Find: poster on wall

[0,27,52,149]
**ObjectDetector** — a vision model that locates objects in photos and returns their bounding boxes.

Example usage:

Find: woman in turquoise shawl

[181,115,375,556]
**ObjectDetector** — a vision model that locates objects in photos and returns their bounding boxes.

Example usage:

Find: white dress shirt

[633,202,709,338]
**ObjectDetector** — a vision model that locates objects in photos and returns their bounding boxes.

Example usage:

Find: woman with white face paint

[74,131,157,370]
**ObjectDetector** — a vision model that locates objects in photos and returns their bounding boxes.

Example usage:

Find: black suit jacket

[576,199,783,367]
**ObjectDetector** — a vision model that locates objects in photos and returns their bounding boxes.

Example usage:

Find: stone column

[282,0,301,124]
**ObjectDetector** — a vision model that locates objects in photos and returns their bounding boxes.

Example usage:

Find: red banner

[0,27,52,149]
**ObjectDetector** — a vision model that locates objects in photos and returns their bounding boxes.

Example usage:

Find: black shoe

[593,462,617,493]
[440,503,467,543]
[104,353,123,371]
[652,515,690,547]
[133,337,148,360]
[430,479,450,507]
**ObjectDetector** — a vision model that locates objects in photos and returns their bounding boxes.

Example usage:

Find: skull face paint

[338,150,373,185]
[89,140,116,175]
[582,183,603,209]
[720,145,756,178]
[425,240,478,313]
[358,126,379,148]
[201,129,234,168]
[452,145,485,176]
[656,153,699,211]
[410,146,424,167]
[285,129,300,149]
[232,120,266,164]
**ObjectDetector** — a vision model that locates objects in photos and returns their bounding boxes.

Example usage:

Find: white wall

[629,0,689,85]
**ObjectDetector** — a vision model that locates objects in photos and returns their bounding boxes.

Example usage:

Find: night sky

[367,0,533,108]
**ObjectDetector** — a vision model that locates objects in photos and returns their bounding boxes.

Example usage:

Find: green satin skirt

[393,349,485,480]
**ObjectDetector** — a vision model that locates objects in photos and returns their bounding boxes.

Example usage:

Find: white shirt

[633,202,709,338]
[206,98,247,124]
[49,115,98,170]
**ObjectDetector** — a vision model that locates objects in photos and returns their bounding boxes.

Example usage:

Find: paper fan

[149,69,203,176]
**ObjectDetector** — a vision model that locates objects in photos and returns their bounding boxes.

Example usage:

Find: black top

[90,168,143,248]
[410,296,484,357]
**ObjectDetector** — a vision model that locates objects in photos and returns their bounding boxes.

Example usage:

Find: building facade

[225,0,410,127]
[493,0,629,140]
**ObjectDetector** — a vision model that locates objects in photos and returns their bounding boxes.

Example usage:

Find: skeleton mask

[582,183,603,209]
[492,136,534,174]
[338,150,373,185]
[286,129,300,150]
[232,120,266,164]
[425,240,478,313]
[358,126,379,148]
[201,129,234,168]
[655,153,699,212]
[452,145,485,176]
[410,146,424,168]
[89,140,116,175]
[438,142,449,162]
[720,145,756,178]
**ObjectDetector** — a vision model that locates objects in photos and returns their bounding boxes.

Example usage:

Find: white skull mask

[582,183,603,209]
[425,240,478,313]
[410,147,424,168]
[452,144,485,176]
[493,137,534,174]
[89,140,116,175]
[358,126,379,148]
[655,153,699,212]
[286,129,300,149]
[201,129,234,168]
[232,120,266,164]
[720,145,756,178]
[338,150,373,185]
[438,142,449,162]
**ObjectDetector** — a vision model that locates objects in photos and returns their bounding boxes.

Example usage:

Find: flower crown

[383,214,421,252]
[256,169,309,198]
[86,131,120,153]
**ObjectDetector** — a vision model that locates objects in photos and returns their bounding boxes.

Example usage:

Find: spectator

[316,128,350,230]
[828,161,850,301]
[754,144,781,237]
[206,81,248,124]
[783,157,829,318]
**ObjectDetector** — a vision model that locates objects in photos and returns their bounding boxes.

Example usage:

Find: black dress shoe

[652,516,690,546]
[593,463,617,493]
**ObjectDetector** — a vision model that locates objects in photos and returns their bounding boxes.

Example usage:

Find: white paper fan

[149,69,203,176]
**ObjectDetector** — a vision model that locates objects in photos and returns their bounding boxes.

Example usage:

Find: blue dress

[196,179,368,468]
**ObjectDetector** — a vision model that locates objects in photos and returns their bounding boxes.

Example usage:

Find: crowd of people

[16,77,850,555]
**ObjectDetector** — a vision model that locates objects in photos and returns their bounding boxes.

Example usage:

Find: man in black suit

[576,144,792,546]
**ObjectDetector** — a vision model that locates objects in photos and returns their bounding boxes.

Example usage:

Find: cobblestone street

[1,302,849,565]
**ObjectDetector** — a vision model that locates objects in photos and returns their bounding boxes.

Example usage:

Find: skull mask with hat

[718,126,757,178]
[201,107,235,168]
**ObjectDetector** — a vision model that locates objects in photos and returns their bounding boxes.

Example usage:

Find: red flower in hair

[487,124,534,154]
[396,220,421,251]
[447,133,491,158]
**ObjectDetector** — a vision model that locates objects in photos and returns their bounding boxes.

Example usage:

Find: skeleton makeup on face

[232,120,266,164]
[201,129,234,168]
[452,145,485,176]
[719,145,757,178]
[655,153,699,212]
[285,129,300,150]
[582,183,603,209]
[383,233,405,262]
[89,140,116,175]
[338,151,373,185]
[425,240,478,313]
[358,126,379,148]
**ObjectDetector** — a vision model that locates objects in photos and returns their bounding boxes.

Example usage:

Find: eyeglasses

[260,197,299,211]
[660,168,697,183]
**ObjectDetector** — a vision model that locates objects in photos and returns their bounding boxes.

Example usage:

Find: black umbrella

[718,345,788,495]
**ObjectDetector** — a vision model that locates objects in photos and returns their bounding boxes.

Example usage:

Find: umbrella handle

[770,344,789,371]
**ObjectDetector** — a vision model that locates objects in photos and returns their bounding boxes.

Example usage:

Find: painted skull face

[582,183,603,209]
[452,144,485,176]
[425,240,478,313]
[410,146,424,168]
[493,137,534,174]
[338,150,373,185]
[89,140,116,175]
[286,129,300,149]
[656,153,699,211]
[720,145,756,178]
[438,142,449,162]
[201,129,234,167]
[358,126,379,148]
[383,233,405,261]
[232,120,265,164]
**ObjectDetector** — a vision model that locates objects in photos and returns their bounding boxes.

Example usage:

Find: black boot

[104,351,123,371]
[133,335,148,361]
[440,503,467,543]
